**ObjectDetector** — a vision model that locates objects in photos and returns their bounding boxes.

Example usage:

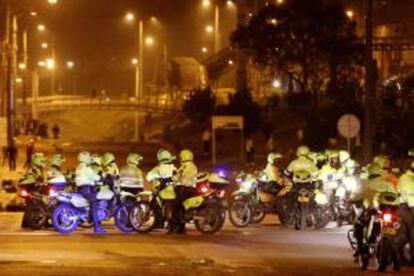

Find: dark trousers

[8,157,16,171]
[399,204,414,263]
[80,185,101,230]
[174,186,197,233]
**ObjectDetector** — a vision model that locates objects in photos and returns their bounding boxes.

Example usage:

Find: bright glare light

[41,42,49,49]
[30,11,37,17]
[227,1,235,7]
[145,36,154,46]
[205,25,214,33]
[15,77,23,83]
[46,58,55,70]
[346,10,354,19]
[270,18,277,25]
[201,47,208,53]
[202,0,211,8]
[228,59,234,65]
[131,58,138,65]
[48,0,58,4]
[18,63,26,70]
[37,24,46,31]
[38,61,46,67]
[67,61,74,69]
[272,79,281,88]
[277,0,284,4]
[125,12,135,22]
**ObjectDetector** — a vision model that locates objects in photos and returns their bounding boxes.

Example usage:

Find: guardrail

[16,94,186,113]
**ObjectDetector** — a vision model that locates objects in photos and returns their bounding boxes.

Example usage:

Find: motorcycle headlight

[241,181,253,191]
[343,177,358,192]
[335,186,346,198]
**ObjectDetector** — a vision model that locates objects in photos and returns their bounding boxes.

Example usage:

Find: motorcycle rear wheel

[129,202,157,233]
[22,203,48,230]
[194,205,225,235]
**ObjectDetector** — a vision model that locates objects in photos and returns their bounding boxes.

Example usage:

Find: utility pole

[235,0,249,91]
[363,0,375,163]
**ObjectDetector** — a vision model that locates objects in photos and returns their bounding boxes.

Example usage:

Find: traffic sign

[337,114,360,139]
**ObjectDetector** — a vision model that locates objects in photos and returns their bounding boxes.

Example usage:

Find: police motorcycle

[323,173,358,227]
[129,174,226,235]
[289,170,331,230]
[348,192,405,272]
[228,172,257,227]
[20,174,72,229]
[52,175,136,233]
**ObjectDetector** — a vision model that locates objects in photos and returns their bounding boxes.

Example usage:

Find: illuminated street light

[272,79,281,89]
[37,24,46,32]
[346,10,354,19]
[15,78,23,83]
[46,58,55,70]
[145,36,154,46]
[277,0,284,4]
[226,1,234,8]
[202,0,211,8]
[205,25,214,33]
[201,47,208,53]
[131,58,138,65]
[38,61,46,67]
[18,63,26,70]
[41,42,49,49]
[125,12,135,23]
[67,61,75,69]
[228,59,234,65]
[48,0,58,4]
[30,11,37,17]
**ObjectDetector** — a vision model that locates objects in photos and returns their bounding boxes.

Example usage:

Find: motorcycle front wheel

[129,202,157,233]
[52,204,80,234]
[228,200,252,228]
[114,204,134,233]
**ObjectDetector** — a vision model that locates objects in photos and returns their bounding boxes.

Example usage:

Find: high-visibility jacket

[398,170,414,207]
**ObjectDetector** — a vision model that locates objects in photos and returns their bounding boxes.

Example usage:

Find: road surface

[0,213,410,275]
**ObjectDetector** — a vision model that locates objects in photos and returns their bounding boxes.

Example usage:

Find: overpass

[16,94,185,114]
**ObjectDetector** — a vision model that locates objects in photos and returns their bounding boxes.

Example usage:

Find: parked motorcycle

[129,177,226,235]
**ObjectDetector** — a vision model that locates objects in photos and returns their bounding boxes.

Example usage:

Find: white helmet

[339,150,350,163]
[157,149,175,164]
[78,151,92,164]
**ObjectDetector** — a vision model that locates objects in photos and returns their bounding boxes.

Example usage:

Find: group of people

[19,148,198,234]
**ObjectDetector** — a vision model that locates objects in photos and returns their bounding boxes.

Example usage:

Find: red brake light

[20,189,29,198]
[198,184,210,194]
[383,213,393,223]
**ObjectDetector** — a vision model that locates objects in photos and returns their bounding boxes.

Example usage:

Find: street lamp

[201,47,208,53]
[346,10,354,20]
[41,42,49,49]
[37,24,45,32]
[48,0,58,5]
[46,58,55,70]
[145,36,154,47]
[272,79,281,89]
[18,63,26,70]
[205,25,214,33]
[66,61,74,69]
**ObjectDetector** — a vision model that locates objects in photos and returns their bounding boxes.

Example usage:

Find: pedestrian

[246,136,254,164]
[7,143,17,172]
[52,123,60,139]
[202,128,211,156]
[25,141,35,169]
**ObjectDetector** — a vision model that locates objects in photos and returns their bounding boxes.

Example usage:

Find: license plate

[383,227,396,236]
[298,196,309,203]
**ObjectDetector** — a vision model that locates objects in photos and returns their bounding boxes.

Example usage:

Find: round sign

[337,114,361,139]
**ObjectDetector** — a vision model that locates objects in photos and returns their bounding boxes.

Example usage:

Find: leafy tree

[183,87,216,123]
[231,0,362,97]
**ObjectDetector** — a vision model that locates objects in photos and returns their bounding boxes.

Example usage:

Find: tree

[183,87,216,123]
[231,0,363,97]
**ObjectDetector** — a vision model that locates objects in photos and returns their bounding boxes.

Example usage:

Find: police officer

[319,151,346,197]
[75,151,104,233]
[119,153,144,192]
[262,152,284,194]
[90,154,103,175]
[47,154,67,186]
[102,152,119,178]
[20,153,46,186]
[285,146,318,183]
[146,149,177,233]
[398,162,414,265]
[174,149,198,234]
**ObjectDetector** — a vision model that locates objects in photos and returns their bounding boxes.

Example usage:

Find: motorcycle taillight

[20,189,30,198]
[49,187,58,198]
[382,212,393,224]
[198,183,210,194]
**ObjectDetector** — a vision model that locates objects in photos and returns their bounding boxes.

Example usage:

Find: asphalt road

[0,214,411,275]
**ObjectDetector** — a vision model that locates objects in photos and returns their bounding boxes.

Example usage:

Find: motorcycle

[348,192,404,272]
[325,174,358,226]
[129,177,226,235]
[292,171,331,230]
[20,175,70,229]
[52,175,137,233]
[228,172,257,227]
